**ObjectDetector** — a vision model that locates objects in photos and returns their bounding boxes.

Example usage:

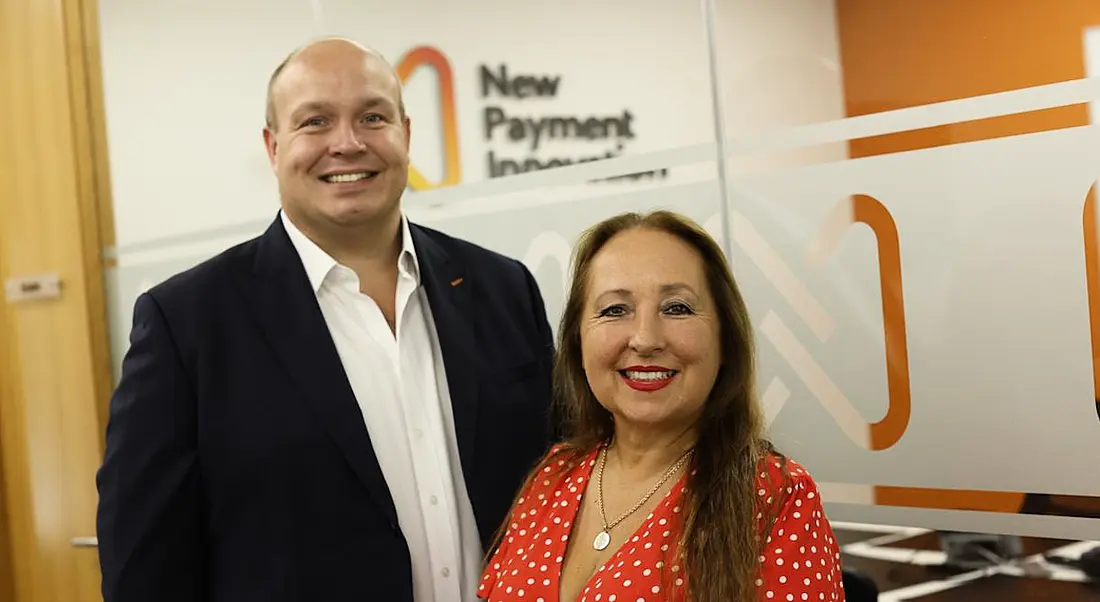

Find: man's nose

[330,124,366,155]
[628,312,665,355]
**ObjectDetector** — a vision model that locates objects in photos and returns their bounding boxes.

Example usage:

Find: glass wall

[97,0,1100,544]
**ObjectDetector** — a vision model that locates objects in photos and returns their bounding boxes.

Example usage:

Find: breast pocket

[490,360,540,383]
[478,358,550,422]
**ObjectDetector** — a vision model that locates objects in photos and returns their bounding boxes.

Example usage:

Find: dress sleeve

[757,462,845,602]
[477,445,568,601]
[477,513,518,601]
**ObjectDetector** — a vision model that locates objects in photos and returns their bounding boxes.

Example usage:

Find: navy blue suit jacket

[95,216,557,602]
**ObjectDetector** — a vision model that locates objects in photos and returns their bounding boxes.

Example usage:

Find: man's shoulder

[413,222,528,277]
[144,234,261,304]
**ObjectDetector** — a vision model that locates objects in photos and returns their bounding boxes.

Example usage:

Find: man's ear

[263,127,278,171]
[403,115,411,159]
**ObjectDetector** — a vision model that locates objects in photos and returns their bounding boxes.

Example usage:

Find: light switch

[4,273,62,303]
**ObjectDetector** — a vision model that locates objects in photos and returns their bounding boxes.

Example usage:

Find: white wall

[96,0,847,250]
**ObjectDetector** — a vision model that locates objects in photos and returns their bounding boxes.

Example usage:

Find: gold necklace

[591,444,694,551]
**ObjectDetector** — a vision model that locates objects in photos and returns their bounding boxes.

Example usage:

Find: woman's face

[579,228,722,434]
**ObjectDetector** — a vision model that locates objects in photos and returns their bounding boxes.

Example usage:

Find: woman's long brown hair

[486,210,784,602]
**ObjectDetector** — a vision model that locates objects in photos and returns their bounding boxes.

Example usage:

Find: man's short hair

[264,39,407,131]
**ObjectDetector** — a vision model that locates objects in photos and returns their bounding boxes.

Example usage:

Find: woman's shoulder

[518,443,600,496]
[755,452,822,505]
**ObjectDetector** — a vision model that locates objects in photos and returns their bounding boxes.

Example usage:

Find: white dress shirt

[281,211,483,602]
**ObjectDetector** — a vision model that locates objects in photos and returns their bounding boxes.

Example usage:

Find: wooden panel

[0,0,115,599]
[0,263,16,602]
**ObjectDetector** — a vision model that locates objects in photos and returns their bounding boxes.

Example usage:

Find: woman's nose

[628,313,665,355]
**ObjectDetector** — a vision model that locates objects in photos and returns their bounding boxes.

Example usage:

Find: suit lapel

[411,225,481,480]
[241,217,398,527]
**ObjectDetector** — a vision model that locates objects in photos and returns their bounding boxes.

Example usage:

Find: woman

[477,210,845,602]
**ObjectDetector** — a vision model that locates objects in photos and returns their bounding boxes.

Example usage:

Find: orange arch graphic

[394,46,461,191]
[852,195,912,450]
[1084,185,1100,415]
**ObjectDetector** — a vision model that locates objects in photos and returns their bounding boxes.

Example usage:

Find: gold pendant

[593,530,611,551]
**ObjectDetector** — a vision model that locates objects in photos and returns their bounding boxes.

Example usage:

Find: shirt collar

[280,210,420,294]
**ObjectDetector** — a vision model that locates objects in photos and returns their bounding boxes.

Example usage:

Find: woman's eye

[664,302,694,315]
[598,305,627,318]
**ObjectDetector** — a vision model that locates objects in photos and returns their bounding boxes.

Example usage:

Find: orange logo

[394,46,462,191]
[850,195,912,450]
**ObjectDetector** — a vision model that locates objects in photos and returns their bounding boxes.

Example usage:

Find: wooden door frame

[65,0,118,441]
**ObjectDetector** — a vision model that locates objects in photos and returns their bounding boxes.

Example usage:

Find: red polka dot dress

[477,448,845,602]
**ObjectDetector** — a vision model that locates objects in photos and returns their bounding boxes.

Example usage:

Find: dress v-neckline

[552,452,689,602]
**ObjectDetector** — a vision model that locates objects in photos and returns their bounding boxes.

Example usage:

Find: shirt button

[430,495,439,505]
[413,428,424,439]
[441,568,450,578]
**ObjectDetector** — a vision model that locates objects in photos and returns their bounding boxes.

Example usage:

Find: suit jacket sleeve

[96,292,204,602]
[518,261,562,446]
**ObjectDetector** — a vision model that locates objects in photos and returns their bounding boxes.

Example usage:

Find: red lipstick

[619,365,678,392]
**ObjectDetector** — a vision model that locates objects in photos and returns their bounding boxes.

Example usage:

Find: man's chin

[320,197,400,226]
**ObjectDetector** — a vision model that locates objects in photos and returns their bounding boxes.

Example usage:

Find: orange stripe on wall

[835,0,1100,514]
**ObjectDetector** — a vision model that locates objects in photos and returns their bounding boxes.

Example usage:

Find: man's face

[264,44,410,234]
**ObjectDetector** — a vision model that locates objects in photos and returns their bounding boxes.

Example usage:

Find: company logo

[742,194,912,451]
[395,46,461,191]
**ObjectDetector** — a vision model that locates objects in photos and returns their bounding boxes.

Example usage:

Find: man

[96,38,557,602]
